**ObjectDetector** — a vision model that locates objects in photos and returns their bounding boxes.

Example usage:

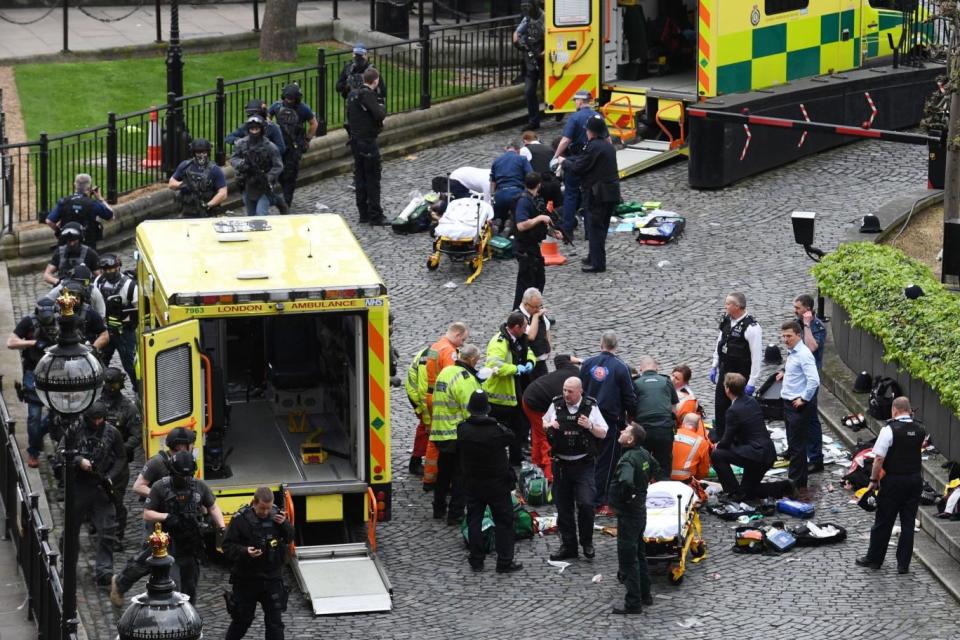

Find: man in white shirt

[448,166,491,203]
[708,292,763,442]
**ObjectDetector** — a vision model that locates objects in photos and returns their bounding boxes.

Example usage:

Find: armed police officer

[7,297,59,468]
[563,114,619,273]
[552,90,608,238]
[856,396,925,575]
[226,98,286,155]
[514,0,545,130]
[59,401,126,586]
[99,367,141,462]
[269,83,319,207]
[58,271,110,354]
[230,116,284,216]
[169,138,227,218]
[93,254,138,387]
[346,67,389,226]
[223,486,295,640]
[337,43,388,102]
[42,222,100,286]
[708,292,762,442]
[543,376,608,561]
[490,139,533,233]
[511,173,561,310]
[46,173,114,250]
[142,450,224,603]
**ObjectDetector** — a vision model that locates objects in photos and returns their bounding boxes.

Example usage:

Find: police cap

[84,401,108,422]
[573,90,592,102]
[244,98,266,116]
[585,115,606,135]
[281,83,302,101]
[169,450,198,477]
[103,366,126,387]
[165,426,197,448]
[352,43,367,55]
[189,138,212,154]
[35,297,58,322]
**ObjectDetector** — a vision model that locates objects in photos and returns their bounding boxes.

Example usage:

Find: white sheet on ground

[644,481,696,539]
[434,197,494,241]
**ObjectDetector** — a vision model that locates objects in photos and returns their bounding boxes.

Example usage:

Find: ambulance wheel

[691,541,706,558]
[668,564,684,585]
[427,255,439,271]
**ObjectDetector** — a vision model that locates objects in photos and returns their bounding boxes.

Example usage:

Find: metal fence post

[106,113,117,204]
[418,0,424,37]
[370,0,376,32]
[317,49,328,136]
[215,77,226,166]
[154,0,162,42]
[164,92,178,177]
[420,26,431,109]
[61,0,69,53]
[497,25,506,86]
[38,132,49,222]
[333,0,339,20]
[253,0,260,32]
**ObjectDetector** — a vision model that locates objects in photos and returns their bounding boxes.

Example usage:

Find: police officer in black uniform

[143,451,224,603]
[99,367,141,462]
[223,486,295,640]
[59,274,110,353]
[857,396,925,574]
[512,172,561,310]
[169,138,228,218]
[42,222,100,286]
[563,115,620,273]
[514,0,545,130]
[230,116,285,216]
[93,254,138,388]
[45,173,114,250]
[59,401,126,586]
[708,292,762,442]
[268,84,319,207]
[543,376,609,561]
[346,67,388,226]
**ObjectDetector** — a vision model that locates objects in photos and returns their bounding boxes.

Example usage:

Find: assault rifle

[544,201,573,245]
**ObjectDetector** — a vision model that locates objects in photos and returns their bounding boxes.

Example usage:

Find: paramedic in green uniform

[632,356,677,480]
[610,423,658,615]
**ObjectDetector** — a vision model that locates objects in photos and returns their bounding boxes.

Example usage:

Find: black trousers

[554,457,596,549]
[171,553,200,603]
[866,472,922,569]
[523,61,543,126]
[490,404,528,466]
[587,200,614,270]
[465,485,514,565]
[594,410,623,507]
[711,447,790,499]
[433,442,465,517]
[617,508,650,609]
[643,427,674,481]
[225,577,287,640]
[513,250,545,311]
[278,150,301,206]
[784,402,813,488]
[351,138,383,220]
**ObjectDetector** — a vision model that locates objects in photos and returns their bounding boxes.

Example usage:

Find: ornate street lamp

[116,524,203,639]
[32,293,104,640]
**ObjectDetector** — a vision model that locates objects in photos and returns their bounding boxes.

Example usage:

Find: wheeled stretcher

[643,481,705,584]
[426,196,493,284]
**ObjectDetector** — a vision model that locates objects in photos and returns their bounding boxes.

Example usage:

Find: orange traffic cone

[141,108,162,168]
[542,237,567,266]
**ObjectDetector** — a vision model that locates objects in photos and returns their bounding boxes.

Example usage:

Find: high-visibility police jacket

[405,347,431,426]
[671,426,711,482]
[429,362,482,442]
[482,327,535,407]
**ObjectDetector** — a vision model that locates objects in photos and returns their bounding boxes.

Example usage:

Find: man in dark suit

[710,373,795,500]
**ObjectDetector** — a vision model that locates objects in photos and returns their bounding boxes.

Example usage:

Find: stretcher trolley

[643,481,705,584]
[426,196,493,284]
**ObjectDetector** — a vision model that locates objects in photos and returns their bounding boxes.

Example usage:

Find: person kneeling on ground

[710,373,795,501]
[610,423,658,615]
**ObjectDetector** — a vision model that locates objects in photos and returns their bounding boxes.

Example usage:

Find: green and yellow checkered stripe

[715,9,864,96]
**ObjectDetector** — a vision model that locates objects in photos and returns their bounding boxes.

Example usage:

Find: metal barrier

[0,377,77,640]
[0,15,522,231]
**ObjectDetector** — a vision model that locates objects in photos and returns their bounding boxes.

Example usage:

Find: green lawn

[15,42,348,139]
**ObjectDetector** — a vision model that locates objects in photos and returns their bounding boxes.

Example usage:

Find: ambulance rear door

[545,0,603,113]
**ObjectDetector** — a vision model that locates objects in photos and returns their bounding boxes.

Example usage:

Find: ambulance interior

[607,0,699,97]
[197,311,365,492]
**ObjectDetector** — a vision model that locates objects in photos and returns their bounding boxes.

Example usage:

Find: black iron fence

[898,0,952,66]
[0,377,78,640]
[0,15,522,231]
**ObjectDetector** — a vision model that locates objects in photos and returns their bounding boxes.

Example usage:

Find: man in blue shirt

[490,140,533,232]
[552,90,608,237]
[225,98,285,156]
[579,331,637,512]
[793,294,827,473]
[46,173,114,251]
[168,139,228,218]
[777,320,820,489]
[511,172,560,309]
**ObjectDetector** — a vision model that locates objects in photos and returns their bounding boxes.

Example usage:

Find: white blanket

[435,197,494,241]
[644,481,696,539]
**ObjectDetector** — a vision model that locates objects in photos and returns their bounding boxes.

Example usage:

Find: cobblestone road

[11,122,960,639]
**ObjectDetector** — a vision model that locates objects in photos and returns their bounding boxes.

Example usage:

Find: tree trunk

[943,2,960,221]
[260,0,299,62]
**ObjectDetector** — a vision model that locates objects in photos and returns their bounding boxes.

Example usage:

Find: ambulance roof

[135,214,385,296]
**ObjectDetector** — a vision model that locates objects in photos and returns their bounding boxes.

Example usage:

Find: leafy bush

[812,242,960,414]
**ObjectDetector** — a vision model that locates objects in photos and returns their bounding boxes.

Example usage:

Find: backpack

[391,195,432,234]
[868,376,902,420]
[635,213,685,245]
[460,495,537,552]
[275,105,304,153]
[519,464,548,506]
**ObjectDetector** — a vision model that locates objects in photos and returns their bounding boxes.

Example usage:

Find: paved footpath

[9,122,960,639]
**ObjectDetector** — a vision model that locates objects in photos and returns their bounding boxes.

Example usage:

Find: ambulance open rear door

[545,0,602,113]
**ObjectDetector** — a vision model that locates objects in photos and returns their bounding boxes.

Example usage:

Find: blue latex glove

[515,363,532,376]
[745,384,756,396]
[709,367,718,384]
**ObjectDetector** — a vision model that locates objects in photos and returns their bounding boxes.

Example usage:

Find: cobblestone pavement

[10,122,960,639]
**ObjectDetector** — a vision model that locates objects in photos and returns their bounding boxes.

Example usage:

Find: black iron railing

[0,16,522,231]
[0,377,77,640]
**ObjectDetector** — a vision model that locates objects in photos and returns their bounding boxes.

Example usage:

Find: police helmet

[69,264,93,284]
[244,98,267,117]
[99,253,121,270]
[84,401,108,423]
[281,83,302,101]
[170,450,198,477]
[60,222,83,241]
[61,277,91,303]
[165,426,197,449]
[35,297,58,324]
[189,138,212,154]
[585,114,605,135]
[103,367,126,390]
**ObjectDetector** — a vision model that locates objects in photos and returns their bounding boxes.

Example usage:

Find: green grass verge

[812,242,960,413]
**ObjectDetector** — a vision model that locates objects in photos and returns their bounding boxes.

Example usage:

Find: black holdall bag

[868,376,902,420]
[755,371,784,421]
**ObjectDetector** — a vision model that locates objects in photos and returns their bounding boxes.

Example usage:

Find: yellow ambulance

[135,214,393,615]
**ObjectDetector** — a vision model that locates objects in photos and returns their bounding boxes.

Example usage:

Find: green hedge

[812,242,960,414]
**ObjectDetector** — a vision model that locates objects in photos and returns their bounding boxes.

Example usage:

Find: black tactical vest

[548,396,598,458]
[882,419,926,475]
[717,314,756,375]
[242,505,286,569]
[526,142,553,175]
[57,245,90,277]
